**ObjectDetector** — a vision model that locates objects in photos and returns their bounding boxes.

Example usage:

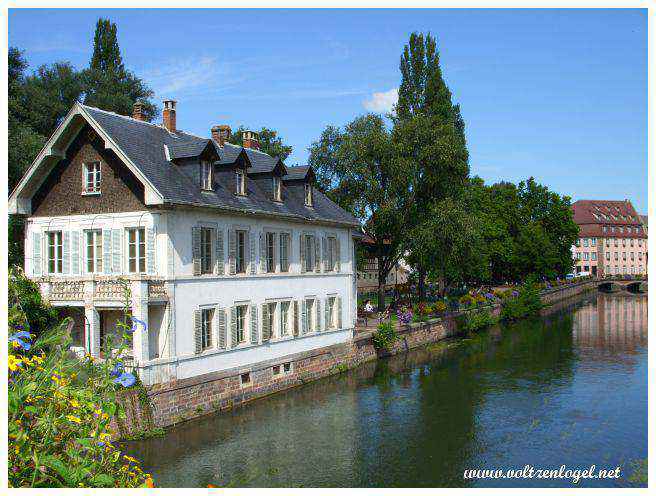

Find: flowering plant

[396,307,413,325]
[8,275,153,488]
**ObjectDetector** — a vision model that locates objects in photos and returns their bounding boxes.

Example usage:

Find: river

[125,291,648,488]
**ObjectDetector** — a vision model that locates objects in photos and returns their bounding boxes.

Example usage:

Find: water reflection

[126,292,647,488]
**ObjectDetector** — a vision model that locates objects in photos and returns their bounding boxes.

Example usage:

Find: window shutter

[324,297,330,330]
[300,234,306,273]
[249,232,256,274]
[146,228,156,274]
[62,231,70,274]
[272,232,278,272]
[316,299,322,332]
[259,232,266,272]
[217,307,227,349]
[103,229,112,274]
[228,229,236,275]
[335,237,341,272]
[322,236,327,272]
[214,229,224,275]
[301,300,307,335]
[71,230,80,275]
[313,236,320,272]
[32,232,42,276]
[112,228,122,274]
[193,309,202,355]
[293,300,299,337]
[262,303,270,342]
[337,296,343,329]
[250,304,259,344]
[92,311,101,356]
[230,306,238,347]
[192,227,201,276]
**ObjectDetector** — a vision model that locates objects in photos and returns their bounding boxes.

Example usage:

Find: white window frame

[201,307,214,351]
[326,295,337,329]
[236,169,246,196]
[304,183,313,207]
[126,227,146,274]
[235,304,248,344]
[200,227,213,274]
[280,300,291,337]
[266,301,277,339]
[279,232,290,272]
[85,229,103,274]
[201,161,213,190]
[304,234,315,272]
[266,232,276,273]
[47,231,63,274]
[272,176,282,202]
[83,161,101,195]
[305,298,316,333]
[236,229,247,274]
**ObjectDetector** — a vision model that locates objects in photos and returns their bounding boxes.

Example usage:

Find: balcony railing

[148,281,167,300]
[49,281,85,301]
[94,280,127,301]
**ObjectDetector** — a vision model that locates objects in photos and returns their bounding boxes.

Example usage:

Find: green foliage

[9,268,59,339]
[628,458,647,485]
[228,126,293,160]
[461,308,499,332]
[372,322,399,350]
[500,281,543,322]
[8,283,153,488]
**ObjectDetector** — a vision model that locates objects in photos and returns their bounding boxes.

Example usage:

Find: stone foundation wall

[118,280,598,434]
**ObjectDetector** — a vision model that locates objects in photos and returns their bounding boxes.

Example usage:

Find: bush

[461,308,499,332]
[500,281,543,322]
[434,301,447,314]
[372,322,399,350]
[459,294,473,307]
[9,268,59,339]
[8,286,153,488]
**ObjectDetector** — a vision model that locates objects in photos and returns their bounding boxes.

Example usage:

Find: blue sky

[9,8,648,213]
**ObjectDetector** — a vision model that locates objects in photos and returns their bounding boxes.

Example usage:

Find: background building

[571,200,647,277]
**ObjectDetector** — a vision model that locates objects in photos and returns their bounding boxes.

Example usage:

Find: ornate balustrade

[94,280,128,301]
[148,281,168,300]
[49,281,85,301]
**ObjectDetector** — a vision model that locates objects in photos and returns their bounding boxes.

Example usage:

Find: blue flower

[110,362,124,378]
[113,372,136,388]
[9,331,32,351]
[128,317,147,334]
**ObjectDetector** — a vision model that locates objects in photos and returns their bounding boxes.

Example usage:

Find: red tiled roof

[572,200,646,238]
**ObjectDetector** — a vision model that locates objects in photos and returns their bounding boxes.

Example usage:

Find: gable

[32,124,145,217]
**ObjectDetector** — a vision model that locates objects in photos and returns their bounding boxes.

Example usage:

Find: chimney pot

[211,124,231,147]
[163,99,177,133]
[242,130,260,150]
[132,101,145,121]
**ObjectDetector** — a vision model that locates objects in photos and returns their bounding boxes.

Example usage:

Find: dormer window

[83,161,101,194]
[272,176,282,202]
[305,183,313,207]
[201,161,212,190]
[236,169,246,196]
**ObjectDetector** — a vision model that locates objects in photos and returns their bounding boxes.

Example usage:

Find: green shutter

[193,309,202,354]
[316,299,322,332]
[335,237,341,272]
[32,232,42,276]
[262,303,270,342]
[313,236,320,272]
[102,229,112,274]
[322,236,327,272]
[71,230,80,275]
[259,232,266,272]
[230,306,238,346]
[300,234,306,273]
[249,232,256,275]
[325,297,330,330]
[301,300,307,335]
[192,227,201,276]
[250,304,259,344]
[146,228,155,274]
[228,229,237,275]
[337,296,343,329]
[217,307,226,349]
[62,231,70,274]
[112,229,123,274]
[214,229,224,275]
[293,300,299,337]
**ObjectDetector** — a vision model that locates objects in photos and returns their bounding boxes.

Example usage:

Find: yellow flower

[123,455,138,464]
[66,415,82,424]
[70,399,80,408]
[8,355,22,372]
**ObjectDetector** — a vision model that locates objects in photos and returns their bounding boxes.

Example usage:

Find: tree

[228,126,293,161]
[82,18,157,121]
[309,114,412,310]
[393,32,470,299]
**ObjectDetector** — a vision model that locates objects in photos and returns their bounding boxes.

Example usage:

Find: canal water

[125,291,648,488]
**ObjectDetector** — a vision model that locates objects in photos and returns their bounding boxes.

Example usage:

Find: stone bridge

[597,278,648,293]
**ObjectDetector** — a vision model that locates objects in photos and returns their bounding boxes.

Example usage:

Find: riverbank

[117,279,599,436]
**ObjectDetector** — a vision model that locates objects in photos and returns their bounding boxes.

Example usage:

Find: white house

[9,100,361,385]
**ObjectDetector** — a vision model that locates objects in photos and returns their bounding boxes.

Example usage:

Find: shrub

[372,322,399,350]
[9,268,59,339]
[8,285,153,488]
[461,308,499,332]
[459,294,473,307]
[500,281,543,322]
[434,301,447,314]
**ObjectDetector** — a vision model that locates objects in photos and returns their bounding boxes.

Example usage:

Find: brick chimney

[132,101,145,121]
[211,124,231,147]
[242,130,260,150]
[162,99,177,133]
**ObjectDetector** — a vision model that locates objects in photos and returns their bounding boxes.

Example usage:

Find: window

[127,227,146,273]
[591,252,596,261]
[47,231,63,274]
[240,372,251,385]
[326,236,337,271]
[201,308,213,350]
[326,296,336,329]
[304,234,315,272]
[639,252,643,260]
[272,176,282,202]
[236,169,246,195]
[575,239,580,247]
[622,238,626,247]
[236,230,246,273]
[614,252,618,261]
[236,305,248,343]
[266,302,276,338]
[614,238,618,247]
[591,238,596,246]
[576,253,581,260]
[638,239,643,247]
[272,365,281,376]
[606,252,610,261]
[201,161,212,190]
[606,238,610,246]
[280,301,291,336]
[582,252,588,261]
[304,183,313,207]
[83,161,101,194]
[86,230,103,273]
[630,238,634,247]
[305,298,315,332]
[630,252,635,261]
[200,227,213,274]
[622,252,627,261]
[279,233,290,272]
[582,238,588,247]
[283,362,292,374]
[602,226,607,234]
[266,232,275,273]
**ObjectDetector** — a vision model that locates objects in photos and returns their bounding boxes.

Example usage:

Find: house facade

[571,199,647,277]
[9,101,360,386]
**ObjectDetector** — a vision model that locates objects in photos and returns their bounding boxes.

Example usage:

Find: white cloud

[363,88,398,114]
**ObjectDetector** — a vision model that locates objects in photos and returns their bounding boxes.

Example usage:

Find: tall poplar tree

[393,32,470,299]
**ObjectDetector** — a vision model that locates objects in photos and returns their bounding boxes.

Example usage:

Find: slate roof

[283,166,310,181]
[81,105,359,227]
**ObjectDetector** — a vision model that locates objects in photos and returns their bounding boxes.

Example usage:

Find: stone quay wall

[120,279,598,434]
